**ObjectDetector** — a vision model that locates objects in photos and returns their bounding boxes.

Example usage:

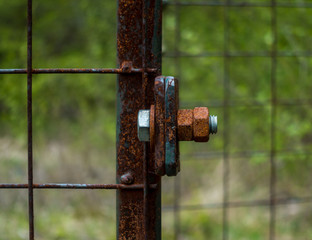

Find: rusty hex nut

[139,106,215,143]
[177,109,194,141]
[193,107,209,142]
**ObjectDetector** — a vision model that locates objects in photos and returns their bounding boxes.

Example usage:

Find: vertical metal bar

[173,176,181,240]
[223,1,231,240]
[143,121,150,240]
[142,1,149,239]
[269,0,277,239]
[27,0,34,239]
[116,1,162,239]
[173,1,181,239]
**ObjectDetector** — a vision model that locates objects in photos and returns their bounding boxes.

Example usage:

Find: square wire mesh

[162,0,312,239]
[0,1,158,239]
[1,0,312,239]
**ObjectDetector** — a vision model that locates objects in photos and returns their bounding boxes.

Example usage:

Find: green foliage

[1,0,312,239]
[0,0,117,146]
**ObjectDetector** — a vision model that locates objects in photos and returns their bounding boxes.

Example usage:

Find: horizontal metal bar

[0,68,158,75]
[163,196,312,211]
[0,183,157,189]
[181,99,312,109]
[182,150,312,161]
[164,1,312,8]
[163,51,312,58]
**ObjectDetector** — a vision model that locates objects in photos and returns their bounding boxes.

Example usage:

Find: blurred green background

[0,0,312,239]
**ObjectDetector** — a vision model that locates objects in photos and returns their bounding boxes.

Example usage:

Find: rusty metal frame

[116,1,162,239]
[2,0,312,239]
[0,0,162,239]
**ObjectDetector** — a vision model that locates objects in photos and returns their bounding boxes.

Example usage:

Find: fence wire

[0,0,311,239]
[163,1,312,239]
[0,1,157,239]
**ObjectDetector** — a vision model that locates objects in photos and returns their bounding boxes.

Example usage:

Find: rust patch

[149,105,155,150]
[154,76,165,176]
[117,0,162,239]
[164,76,180,176]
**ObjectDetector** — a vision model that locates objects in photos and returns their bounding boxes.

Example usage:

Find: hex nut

[193,107,209,142]
[177,109,194,141]
[137,110,150,142]
[139,106,216,143]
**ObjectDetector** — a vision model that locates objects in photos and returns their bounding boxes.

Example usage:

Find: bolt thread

[209,115,218,134]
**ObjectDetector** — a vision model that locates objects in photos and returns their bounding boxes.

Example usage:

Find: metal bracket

[138,76,218,176]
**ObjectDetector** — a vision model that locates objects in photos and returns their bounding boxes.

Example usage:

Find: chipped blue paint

[165,76,179,176]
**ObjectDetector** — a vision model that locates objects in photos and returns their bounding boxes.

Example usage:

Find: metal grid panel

[1,0,311,239]
[162,0,312,239]
[0,1,161,239]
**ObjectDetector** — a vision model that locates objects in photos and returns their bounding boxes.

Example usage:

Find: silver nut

[137,110,150,141]
[209,115,217,134]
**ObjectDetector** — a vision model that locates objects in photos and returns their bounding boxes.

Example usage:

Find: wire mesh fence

[162,0,312,239]
[0,0,162,239]
[0,0,312,239]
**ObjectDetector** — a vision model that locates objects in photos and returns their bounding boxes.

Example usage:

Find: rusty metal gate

[1,0,312,239]
[0,0,163,239]
[0,0,218,239]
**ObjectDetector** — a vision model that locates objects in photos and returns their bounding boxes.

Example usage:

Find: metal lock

[138,76,217,176]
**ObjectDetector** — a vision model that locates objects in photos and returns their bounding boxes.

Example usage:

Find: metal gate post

[116,1,162,239]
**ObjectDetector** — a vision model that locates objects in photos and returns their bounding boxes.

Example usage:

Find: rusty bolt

[177,108,217,141]
[120,172,134,185]
[120,61,133,73]
[138,108,217,142]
